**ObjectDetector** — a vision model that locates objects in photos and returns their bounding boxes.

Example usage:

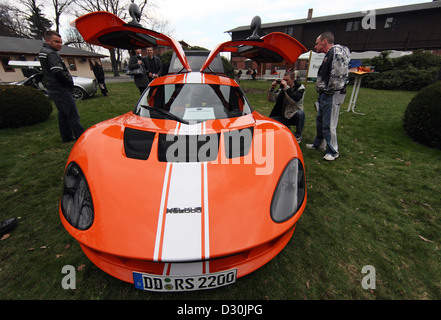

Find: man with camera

[267,71,305,143]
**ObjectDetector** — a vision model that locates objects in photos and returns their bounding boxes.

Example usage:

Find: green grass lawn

[1,80,440,300]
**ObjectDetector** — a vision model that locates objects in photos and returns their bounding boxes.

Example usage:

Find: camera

[276,79,281,84]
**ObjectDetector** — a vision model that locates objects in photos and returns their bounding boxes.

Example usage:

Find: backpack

[328,44,351,91]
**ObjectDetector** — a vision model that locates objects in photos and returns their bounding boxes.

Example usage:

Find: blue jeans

[271,110,305,138]
[313,93,338,155]
[48,89,85,142]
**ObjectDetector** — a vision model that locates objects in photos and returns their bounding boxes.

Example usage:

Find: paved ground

[105,74,134,83]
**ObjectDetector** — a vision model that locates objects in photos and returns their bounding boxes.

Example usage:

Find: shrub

[221,56,235,79]
[403,81,441,149]
[361,50,441,91]
[0,85,52,129]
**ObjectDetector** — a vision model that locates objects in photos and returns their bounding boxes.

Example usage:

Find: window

[136,83,252,122]
[1,56,15,72]
[67,58,77,71]
[346,20,360,32]
[384,17,399,28]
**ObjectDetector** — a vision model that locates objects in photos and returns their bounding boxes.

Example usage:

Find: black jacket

[142,55,162,79]
[92,63,105,82]
[128,55,149,87]
[38,43,73,91]
[269,80,305,118]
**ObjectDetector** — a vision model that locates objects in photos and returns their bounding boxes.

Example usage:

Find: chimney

[307,8,313,21]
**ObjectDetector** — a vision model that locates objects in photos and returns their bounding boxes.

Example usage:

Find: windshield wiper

[139,105,189,124]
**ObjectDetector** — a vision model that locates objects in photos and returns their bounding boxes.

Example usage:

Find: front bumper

[79,225,296,284]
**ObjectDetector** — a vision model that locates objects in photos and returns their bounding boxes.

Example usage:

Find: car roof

[150,72,239,87]
[169,51,224,74]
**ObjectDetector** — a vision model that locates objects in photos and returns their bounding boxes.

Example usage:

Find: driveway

[105,74,134,83]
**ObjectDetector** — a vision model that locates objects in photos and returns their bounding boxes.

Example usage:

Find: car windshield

[134,83,252,123]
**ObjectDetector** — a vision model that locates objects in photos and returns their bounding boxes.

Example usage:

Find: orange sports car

[60,11,307,292]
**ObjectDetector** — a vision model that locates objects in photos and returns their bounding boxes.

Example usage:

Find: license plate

[133,269,237,292]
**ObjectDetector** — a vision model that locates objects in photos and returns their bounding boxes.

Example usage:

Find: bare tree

[73,0,152,76]
[51,0,77,33]
[0,3,29,38]
[25,0,53,39]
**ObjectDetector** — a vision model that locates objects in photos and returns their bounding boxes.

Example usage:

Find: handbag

[126,66,144,75]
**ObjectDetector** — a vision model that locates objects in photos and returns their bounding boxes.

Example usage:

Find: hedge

[403,81,441,149]
[359,50,441,91]
[0,85,52,129]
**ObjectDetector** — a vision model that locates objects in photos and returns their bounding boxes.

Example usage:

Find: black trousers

[48,89,85,142]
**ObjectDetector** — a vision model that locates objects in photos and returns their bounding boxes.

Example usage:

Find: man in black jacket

[39,31,85,143]
[142,47,162,83]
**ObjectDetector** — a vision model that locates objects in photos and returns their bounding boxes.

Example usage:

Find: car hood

[61,112,305,262]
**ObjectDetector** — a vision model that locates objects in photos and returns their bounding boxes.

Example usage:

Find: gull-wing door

[71,11,191,71]
[201,16,307,73]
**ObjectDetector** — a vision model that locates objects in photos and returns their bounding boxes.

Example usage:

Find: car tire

[72,86,86,100]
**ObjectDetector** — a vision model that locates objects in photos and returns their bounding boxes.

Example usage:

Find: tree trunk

[109,48,120,77]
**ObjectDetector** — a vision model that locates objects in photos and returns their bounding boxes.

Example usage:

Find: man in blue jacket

[39,31,85,143]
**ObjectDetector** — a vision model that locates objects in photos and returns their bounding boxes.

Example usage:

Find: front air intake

[123,128,156,160]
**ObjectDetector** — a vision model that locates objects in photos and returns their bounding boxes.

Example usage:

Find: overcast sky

[9,0,431,51]
[155,0,430,50]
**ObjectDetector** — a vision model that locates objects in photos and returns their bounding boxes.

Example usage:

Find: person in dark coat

[38,30,85,143]
[91,59,108,96]
[128,49,149,94]
[142,47,162,83]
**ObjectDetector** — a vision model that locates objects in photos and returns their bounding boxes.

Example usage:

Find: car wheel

[72,87,86,100]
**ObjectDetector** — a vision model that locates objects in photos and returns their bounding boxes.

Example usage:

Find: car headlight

[61,162,94,230]
[271,158,305,223]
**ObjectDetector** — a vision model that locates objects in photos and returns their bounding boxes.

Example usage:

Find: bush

[361,50,441,91]
[0,85,52,129]
[403,81,441,149]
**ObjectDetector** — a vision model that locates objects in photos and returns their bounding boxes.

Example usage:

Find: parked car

[9,72,97,100]
[61,10,307,292]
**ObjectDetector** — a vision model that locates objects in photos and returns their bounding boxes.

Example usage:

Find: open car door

[201,34,307,72]
[72,12,307,74]
[72,11,191,71]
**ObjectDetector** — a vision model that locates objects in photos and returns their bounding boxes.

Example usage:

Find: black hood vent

[124,128,156,160]
[125,127,254,162]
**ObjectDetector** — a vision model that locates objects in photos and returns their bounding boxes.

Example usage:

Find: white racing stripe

[153,162,171,261]
[154,122,210,275]
[185,72,204,84]
[161,162,202,261]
